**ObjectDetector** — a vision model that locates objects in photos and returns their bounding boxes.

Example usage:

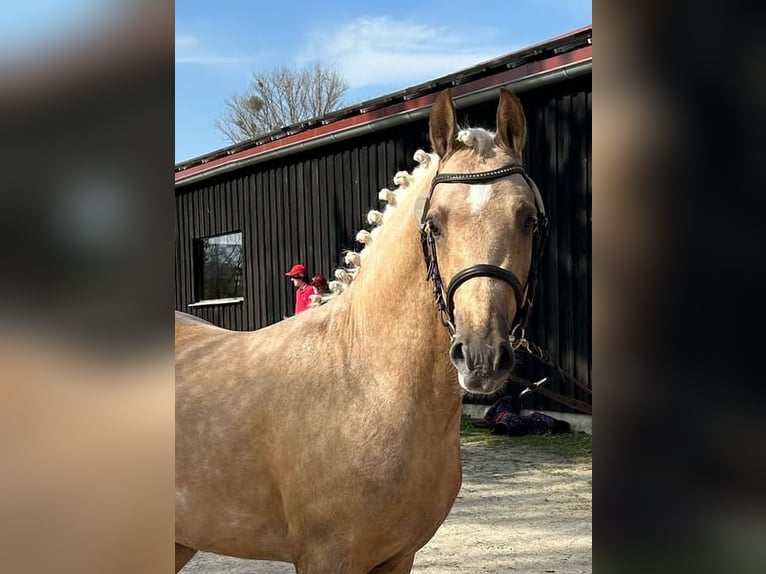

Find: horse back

[175,310,217,327]
[175,311,230,358]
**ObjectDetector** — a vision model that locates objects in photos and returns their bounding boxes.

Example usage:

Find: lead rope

[509,327,592,414]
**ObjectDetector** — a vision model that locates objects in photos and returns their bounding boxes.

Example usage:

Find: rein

[418,163,549,339]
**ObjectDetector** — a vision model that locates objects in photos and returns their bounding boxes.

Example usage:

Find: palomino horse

[175,88,546,573]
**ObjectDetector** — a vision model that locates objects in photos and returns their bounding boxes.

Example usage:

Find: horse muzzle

[449,336,514,394]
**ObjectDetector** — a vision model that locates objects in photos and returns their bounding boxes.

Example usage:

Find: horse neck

[339,172,457,406]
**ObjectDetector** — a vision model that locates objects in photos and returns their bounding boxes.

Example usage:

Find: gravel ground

[181,435,592,573]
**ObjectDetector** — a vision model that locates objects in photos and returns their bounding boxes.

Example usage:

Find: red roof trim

[176,44,591,183]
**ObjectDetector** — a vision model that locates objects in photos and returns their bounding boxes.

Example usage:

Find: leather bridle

[417,164,548,340]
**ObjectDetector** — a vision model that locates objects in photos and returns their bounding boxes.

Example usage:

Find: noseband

[418,164,548,339]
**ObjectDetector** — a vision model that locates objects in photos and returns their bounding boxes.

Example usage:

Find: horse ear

[429,89,458,158]
[494,88,527,158]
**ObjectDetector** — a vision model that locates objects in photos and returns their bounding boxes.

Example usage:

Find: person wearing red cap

[285,263,316,315]
[309,274,330,308]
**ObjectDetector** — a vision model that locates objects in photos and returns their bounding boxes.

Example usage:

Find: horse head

[420,88,545,394]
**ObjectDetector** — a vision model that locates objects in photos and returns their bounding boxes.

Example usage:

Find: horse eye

[426,217,442,237]
[524,216,537,231]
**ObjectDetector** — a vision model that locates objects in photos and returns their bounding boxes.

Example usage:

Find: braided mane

[316,148,438,301]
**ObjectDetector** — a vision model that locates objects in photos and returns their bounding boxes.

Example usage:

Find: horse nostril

[449,341,466,366]
[495,341,514,374]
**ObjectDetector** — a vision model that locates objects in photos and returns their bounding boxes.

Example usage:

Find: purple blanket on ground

[472,396,570,436]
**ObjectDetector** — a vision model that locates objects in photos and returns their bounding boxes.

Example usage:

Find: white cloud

[300,16,515,88]
[175,34,251,65]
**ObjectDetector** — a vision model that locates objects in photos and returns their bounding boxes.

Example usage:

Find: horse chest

[361,433,462,519]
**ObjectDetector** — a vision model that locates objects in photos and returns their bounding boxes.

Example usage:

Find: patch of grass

[460,416,592,460]
[508,432,592,460]
[459,417,509,446]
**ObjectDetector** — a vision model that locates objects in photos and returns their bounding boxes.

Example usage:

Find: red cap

[285,263,307,277]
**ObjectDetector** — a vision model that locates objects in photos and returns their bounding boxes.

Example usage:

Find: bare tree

[216,61,350,143]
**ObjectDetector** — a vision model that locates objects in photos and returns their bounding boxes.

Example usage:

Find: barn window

[193,232,243,302]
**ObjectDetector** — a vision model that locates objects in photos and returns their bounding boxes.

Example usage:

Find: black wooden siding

[515,80,592,412]
[175,75,591,412]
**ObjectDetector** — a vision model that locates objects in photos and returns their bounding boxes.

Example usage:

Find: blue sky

[176,2,591,163]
